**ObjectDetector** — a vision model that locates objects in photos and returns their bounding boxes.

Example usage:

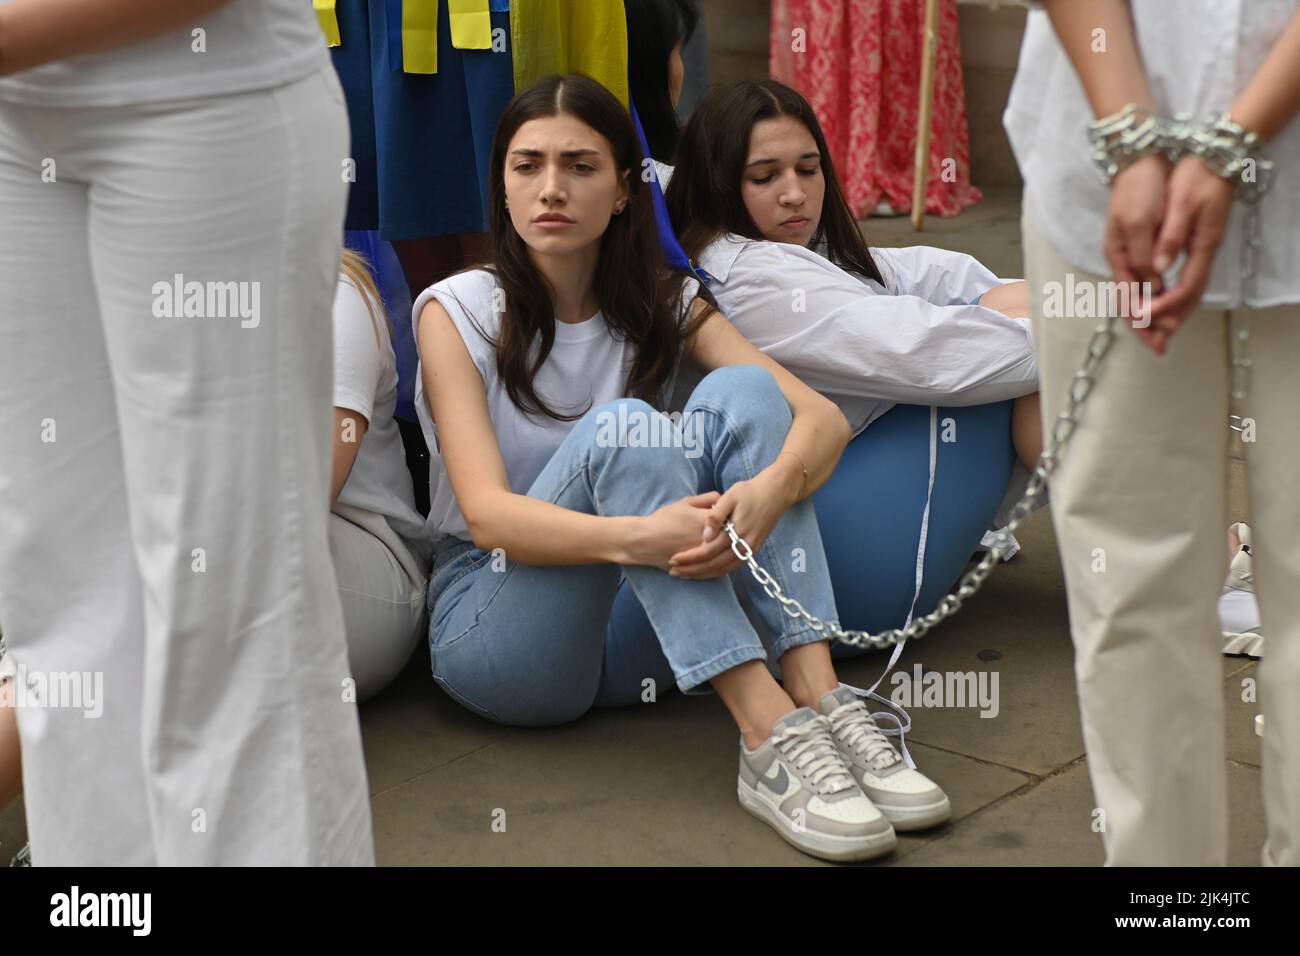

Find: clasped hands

[1103,153,1238,355]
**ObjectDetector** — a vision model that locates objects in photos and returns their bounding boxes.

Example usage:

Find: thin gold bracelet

[778,450,809,497]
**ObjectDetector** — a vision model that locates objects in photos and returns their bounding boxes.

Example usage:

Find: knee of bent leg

[688,364,791,430]
[693,364,786,410]
[583,397,697,473]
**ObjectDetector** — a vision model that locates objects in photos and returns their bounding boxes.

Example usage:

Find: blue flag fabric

[343,230,419,423]
[629,100,712,286]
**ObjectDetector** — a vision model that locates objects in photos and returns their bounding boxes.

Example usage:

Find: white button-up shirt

[679,233,1039,436]
[1004,0,1300,307]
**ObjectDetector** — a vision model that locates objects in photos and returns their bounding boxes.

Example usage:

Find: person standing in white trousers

[0,0,374,864]
[1007,0,1300,865]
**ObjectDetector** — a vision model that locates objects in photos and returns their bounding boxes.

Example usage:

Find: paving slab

[867,185,1027,279]
[833,507,1085,777]
[359,649,509,796]
[899,759,1104,866]
[897,759,1264,866]
[1223,660,1262,769]
[370,694,1031,866]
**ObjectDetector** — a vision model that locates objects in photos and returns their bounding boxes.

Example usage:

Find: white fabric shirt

[678,234,1038,435]
[413,269,697,544]
[1004,0,1300,307]
[0,0,328,107]
[332,277,430,566]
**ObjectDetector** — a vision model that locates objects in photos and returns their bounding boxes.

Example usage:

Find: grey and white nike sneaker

[817,686,951,831]
[738,707,895,862]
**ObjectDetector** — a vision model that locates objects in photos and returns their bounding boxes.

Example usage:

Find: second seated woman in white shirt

[331,251,432,701]
[665,79,1043,647]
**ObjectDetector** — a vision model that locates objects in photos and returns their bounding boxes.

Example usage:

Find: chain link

[727,187,1266,649]
[725,125,1274,650]
[724,316,1118,651]
[1231,202,1261,403]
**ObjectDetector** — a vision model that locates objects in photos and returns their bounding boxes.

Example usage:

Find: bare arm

[1046,0,1300,149]
[420,298,693,567]
[1041,0,1172,349]
[330,407,369,508]
[668,298,852,578]
[1149,11,1300,334]
[685,299,851,506]
[978,281,1029,319]
[1227,10,1300,142]
[0,687,20,809]
[0,0,234,76]
[1041,0,1154,116]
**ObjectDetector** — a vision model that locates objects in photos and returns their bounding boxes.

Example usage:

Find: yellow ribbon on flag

[449,0,492,49]
[313,0,341,47]
[510,0,629,107]
[403,0,440,73]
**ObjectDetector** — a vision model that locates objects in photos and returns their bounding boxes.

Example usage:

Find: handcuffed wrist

[1088,104,1274,202]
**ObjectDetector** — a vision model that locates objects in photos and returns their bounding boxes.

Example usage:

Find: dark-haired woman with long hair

[666,78,1044,643]
[413,74,953,861]
[625,0,699,163]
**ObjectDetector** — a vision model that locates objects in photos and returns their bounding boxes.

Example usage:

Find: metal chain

[723,316,1119,651]
[1231,202,1261,405]
[726,118,1275,650]
[728,187,1266,649]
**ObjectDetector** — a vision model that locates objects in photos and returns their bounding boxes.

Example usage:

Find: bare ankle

[784,675,838,710]
[711,661,798,750]
[779,643,840,709]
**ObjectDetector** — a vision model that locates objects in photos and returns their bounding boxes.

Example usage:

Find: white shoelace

[773,717,855,795]
[829,700,902,771]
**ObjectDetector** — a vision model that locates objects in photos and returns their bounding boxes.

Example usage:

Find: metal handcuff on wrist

[720,102,1274,654]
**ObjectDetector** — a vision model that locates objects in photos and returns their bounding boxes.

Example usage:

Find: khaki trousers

[1024,207,1300,866]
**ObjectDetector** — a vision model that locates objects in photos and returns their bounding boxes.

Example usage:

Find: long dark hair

[625,0,699,161]
[469,73,708,422]
[666,79,883,285]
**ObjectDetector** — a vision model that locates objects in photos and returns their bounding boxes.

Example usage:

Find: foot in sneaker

[817,686,951,831]
[1220,522,1263,658]
[738,707,896,862]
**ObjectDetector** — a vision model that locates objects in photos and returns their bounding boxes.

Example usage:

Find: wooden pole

[911,0,941,230]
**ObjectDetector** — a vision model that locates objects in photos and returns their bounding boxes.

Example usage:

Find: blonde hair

[340,248,388,350]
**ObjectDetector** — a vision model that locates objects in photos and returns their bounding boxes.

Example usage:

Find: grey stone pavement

[0,189,1263,866]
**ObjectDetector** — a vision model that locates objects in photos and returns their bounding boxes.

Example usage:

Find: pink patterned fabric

[771,0,981,218]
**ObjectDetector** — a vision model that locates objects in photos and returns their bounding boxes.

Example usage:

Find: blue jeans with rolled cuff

[425,365,840,726]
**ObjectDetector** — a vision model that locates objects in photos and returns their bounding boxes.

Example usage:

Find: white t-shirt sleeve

[411,270,500,386]
[333,277,384,423]
[724,243,1038,407]
[872,245,1016,305]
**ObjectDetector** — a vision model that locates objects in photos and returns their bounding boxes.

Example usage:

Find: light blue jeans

[425,365,840,726]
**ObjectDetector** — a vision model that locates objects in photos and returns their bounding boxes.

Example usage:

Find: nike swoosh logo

[757,762,789,796]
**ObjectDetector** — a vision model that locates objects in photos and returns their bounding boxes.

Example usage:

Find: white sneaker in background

[1220,522,1263,659]
[871,201,905,218]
